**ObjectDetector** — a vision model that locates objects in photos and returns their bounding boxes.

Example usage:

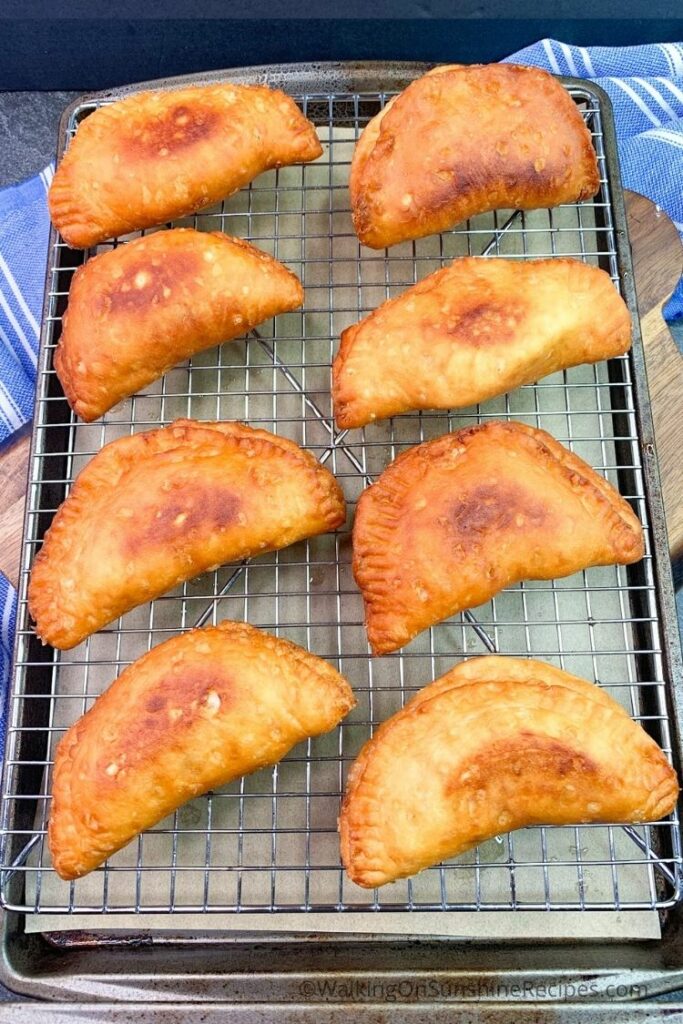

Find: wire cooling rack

[0,73,681,918]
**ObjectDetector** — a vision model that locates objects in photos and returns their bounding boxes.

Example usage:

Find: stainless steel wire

[0,84,680,916]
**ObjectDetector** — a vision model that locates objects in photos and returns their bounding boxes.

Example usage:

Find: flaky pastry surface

[29,420,346,649]
[333,257,630,428]
[352,421,643,654]
[49,83,322,247]
[339,656,678,887]
[56,229,303,421]
[350,64,599,249]
[50,620,355,879]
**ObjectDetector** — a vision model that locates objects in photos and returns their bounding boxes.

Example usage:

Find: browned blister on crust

[55,229,304,421]
[350,64,600,249]
[339,656,679,888]
[49,83,322,247]
[352,421,643,655]
[28,420,346,649]
[333,257,630,429]
[49,620,356,880]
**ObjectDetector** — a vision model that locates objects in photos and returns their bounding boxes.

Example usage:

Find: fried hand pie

[56,229,303,421]
[29,420,346,649]
[333,257,630,429]
[352,421,643,654]
[49,82,322,247]
[350,64,599,249]
[340,656,678,887]
[50,620,356,880]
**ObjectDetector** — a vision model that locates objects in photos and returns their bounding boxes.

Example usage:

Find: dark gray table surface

[0,92,77,187]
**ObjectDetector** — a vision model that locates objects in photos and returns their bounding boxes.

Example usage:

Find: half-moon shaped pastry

[56,229,304,422]
[350,64,600,249]
[353,421,643,654]
[49,620,356,880]
[339,657,679,887]
[49,83,322,248]
[333,257,630,429]
[29,420,346,650]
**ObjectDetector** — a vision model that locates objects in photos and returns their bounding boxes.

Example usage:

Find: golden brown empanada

[50,620,356,880]
[340,657,679,887]
[333,257,630,429]
[56,229,303,422]
[350,64,599,249]
[29,420,345,650]
[353,421,643,654]
[49,83,322,248]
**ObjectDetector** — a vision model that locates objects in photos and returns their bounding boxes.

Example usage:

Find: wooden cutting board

[0,190,681,587]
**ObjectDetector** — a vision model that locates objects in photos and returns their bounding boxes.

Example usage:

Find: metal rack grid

[0,80,681,917]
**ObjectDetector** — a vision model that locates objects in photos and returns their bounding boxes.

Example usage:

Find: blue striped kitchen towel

[506,40,683,322]
[0,166,51,444]
[0,165,52,750]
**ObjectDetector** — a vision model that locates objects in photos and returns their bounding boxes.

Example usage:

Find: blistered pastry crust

[333,257,630,429]
[50,620,355,880]
[49,83,322,247]
[340,657,678,887]
[56,229,303,421]
[350,64,599,249]
[352,421,643,654]
[29,420,346,649]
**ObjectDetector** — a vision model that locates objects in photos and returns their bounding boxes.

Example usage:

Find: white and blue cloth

[0,46,682,744]
[0,166,52,447]
[0,166,52,749]
[505,40,683,322]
